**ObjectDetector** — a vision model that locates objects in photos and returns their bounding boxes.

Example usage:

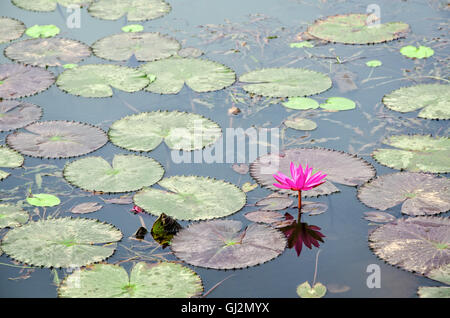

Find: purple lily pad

[302,201,328,215]
[0,64,55,99]
[250,148,375,197]
[244,210,285,224]
[232,163,249,175]
[363,211,396,223]
[369,216,450,275]
[0,101,42,132]
[6,121,108,158]
[358,172,450,216]
[171,220,286,269]
[5,38,91,67]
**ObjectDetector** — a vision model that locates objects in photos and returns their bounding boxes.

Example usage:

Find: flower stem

[297,190,302,222]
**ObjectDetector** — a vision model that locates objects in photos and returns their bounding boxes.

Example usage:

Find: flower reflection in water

[277,213,325,256]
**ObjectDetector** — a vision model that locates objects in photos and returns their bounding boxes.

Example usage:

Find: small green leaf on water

[122,24,144,33]
[282,97,319,110]
[63,64,78,69]
[320,97,356,111]
[0,81,3,85]
[25,24,60,38]
[296,281,327,298]
[366,60,382,67]
[242,182,258,193]
[400,45,434,59]
[26,193,60,207]
[290,42,314,48]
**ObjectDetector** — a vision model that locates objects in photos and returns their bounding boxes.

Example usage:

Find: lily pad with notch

[307,13,409,44]
[1,217,122,268]
[357,172,450,216]
[58,262,203,298]
[108,111,221,152]
[56,64,150,98]
[6,121,108,159]
[171,220,286,269]
[5,38,91,67]
[0,101,42,132]
[0,203,29,229]
[372,135,450,173]
[369,216,450,275]
[133,176,246,221]
[0,146,24,181]
[139,56,236,94]
[239,68,332,98]
[0,64,55,100]
[382,84,450,120]
[92,32,180,62]
[250,148,375,197]
[63,154,164,193]
[88,0,171,21]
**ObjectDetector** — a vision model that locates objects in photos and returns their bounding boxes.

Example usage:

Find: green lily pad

[0,17,26,44]
[1,217,122,268]
[307,14,409,44]
[92,32,180,62]
[320,97,356,111]
[139,56,236,94]
[0,63,55,100]
[284,118,317,130]
[0,101,42,132]
[417,286,450,298]
[290,42,314,48]
[25,25,60,38]
[400,45,434,59]
[133,176,246,221]
[12,0,93,12]
[171,220,286,269]
[26,193,60,207]
[58,262,203,298]
[296,282,327,298]
[240,68,332,98]
[366,60,382,67]
[88,0,171,21]
[372,135,450,173]
[0,146,24,181]
[0,204,29,229]
[56,64,150,97]
[357,172,450,216]
[282,97,320,110]
[382,84,450,120]
[369,216,450,275]
[427,264,450,285]
[5,38,91,67]
[108,111,221,152]
[6,121,108,159]
[122,24,144,33]
[242,182,258,193]
[63,154,164,193]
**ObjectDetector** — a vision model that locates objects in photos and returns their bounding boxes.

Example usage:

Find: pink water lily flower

[273,162,327,191]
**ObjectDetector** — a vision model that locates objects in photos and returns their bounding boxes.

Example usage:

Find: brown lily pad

[0,64,55,99]
[0,101,42,132]
[6,121,108,158]
[358,172,450,216]
[369,216,450,275]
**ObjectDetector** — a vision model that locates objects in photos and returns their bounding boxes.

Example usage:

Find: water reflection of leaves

[279,213,325,256]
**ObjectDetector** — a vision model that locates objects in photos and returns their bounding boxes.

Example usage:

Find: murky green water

[0,0,448,297]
